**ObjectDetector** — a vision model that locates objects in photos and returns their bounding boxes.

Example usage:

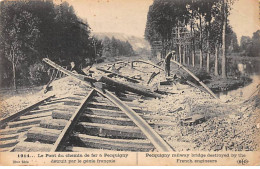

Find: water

[219,59,260,99]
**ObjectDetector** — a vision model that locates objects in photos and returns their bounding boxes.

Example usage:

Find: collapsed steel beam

[43,58,97,83]
[99,76,161,98]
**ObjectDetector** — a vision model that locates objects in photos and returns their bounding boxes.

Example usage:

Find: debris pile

[141,86,260,151]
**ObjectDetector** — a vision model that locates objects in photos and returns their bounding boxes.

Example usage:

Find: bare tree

[215,41,219,76]
[221,0,227,78]
[3,11,40,89]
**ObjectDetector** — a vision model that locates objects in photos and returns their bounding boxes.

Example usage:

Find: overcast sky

[46,0,259,41]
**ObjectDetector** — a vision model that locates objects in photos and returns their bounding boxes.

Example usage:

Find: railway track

[0,59,176,152]
[0,95,55,152]
[1,86,174,152]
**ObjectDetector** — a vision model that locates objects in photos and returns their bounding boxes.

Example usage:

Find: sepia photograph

[0,0,259,166]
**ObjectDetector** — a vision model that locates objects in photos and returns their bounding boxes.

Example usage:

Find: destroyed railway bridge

[0,52,221,152]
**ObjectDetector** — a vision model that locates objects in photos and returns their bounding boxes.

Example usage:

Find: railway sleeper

[0,124,39,135]
[87,102,121,111]
[91,96,113,103]
[38,104,78,111]
[0,139,19,148]
[40,118,68,130]
[66,146,118,152]
[77,122,146,139]
[85,108,129,118]
[84,109,174,126]
[0,132,26,141]
[84,108,175,122]
[26,108,56,115]
[93,96,144,108]
[42,100,81,106]
[87,102,148,113]
[71,134,154,152]
[0,147,13,152]
[8,117,48,128]
[52,110,74,120]
[26,127,61,144]
[66,96,86,100]
[19,112,52,121]
[80,114,136,126]
[13,141,52,152]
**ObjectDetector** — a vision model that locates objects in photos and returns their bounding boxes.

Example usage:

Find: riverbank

[167,62,254,94]
[148,55,259,94]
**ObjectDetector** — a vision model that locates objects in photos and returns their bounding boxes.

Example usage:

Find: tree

[240,36,252,54]
[250,30,260,57]
[1,4,40,89]
[0,1,95,87]
[211,17,222,76]
[99,36,135,58]
[145,0,190,58]
[221,0,227,78]
[240,30,260,57]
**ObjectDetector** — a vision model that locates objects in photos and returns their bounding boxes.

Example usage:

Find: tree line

[239,30,260,57]
[101,36,135,58]
[145,0,239,79]
[0,0,135,89]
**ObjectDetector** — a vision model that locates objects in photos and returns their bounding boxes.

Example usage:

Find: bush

[29,62,49,85]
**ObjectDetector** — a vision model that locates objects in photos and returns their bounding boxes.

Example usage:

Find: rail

[167,53,219,99]
[51,89,95,152]
[98,90,174,152]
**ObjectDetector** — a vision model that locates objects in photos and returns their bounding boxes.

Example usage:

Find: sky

[63,0,259,40]
[62,0,154,37]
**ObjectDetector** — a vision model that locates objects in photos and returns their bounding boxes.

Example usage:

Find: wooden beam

[0,124,39,135]
[85,108,128,118]
[87,101,147,113]
[0,139,19,148]
[78,122,145,139]
[13,141,52,152]
[52,110,74,120]
[99,76,161,98]
[80,114,135,126]
[65,146,117,152]
[73,133,154,152]
[40,118,68,130]
[19,112,52,121]
[8,117,47,128]
[26,127,61,143]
